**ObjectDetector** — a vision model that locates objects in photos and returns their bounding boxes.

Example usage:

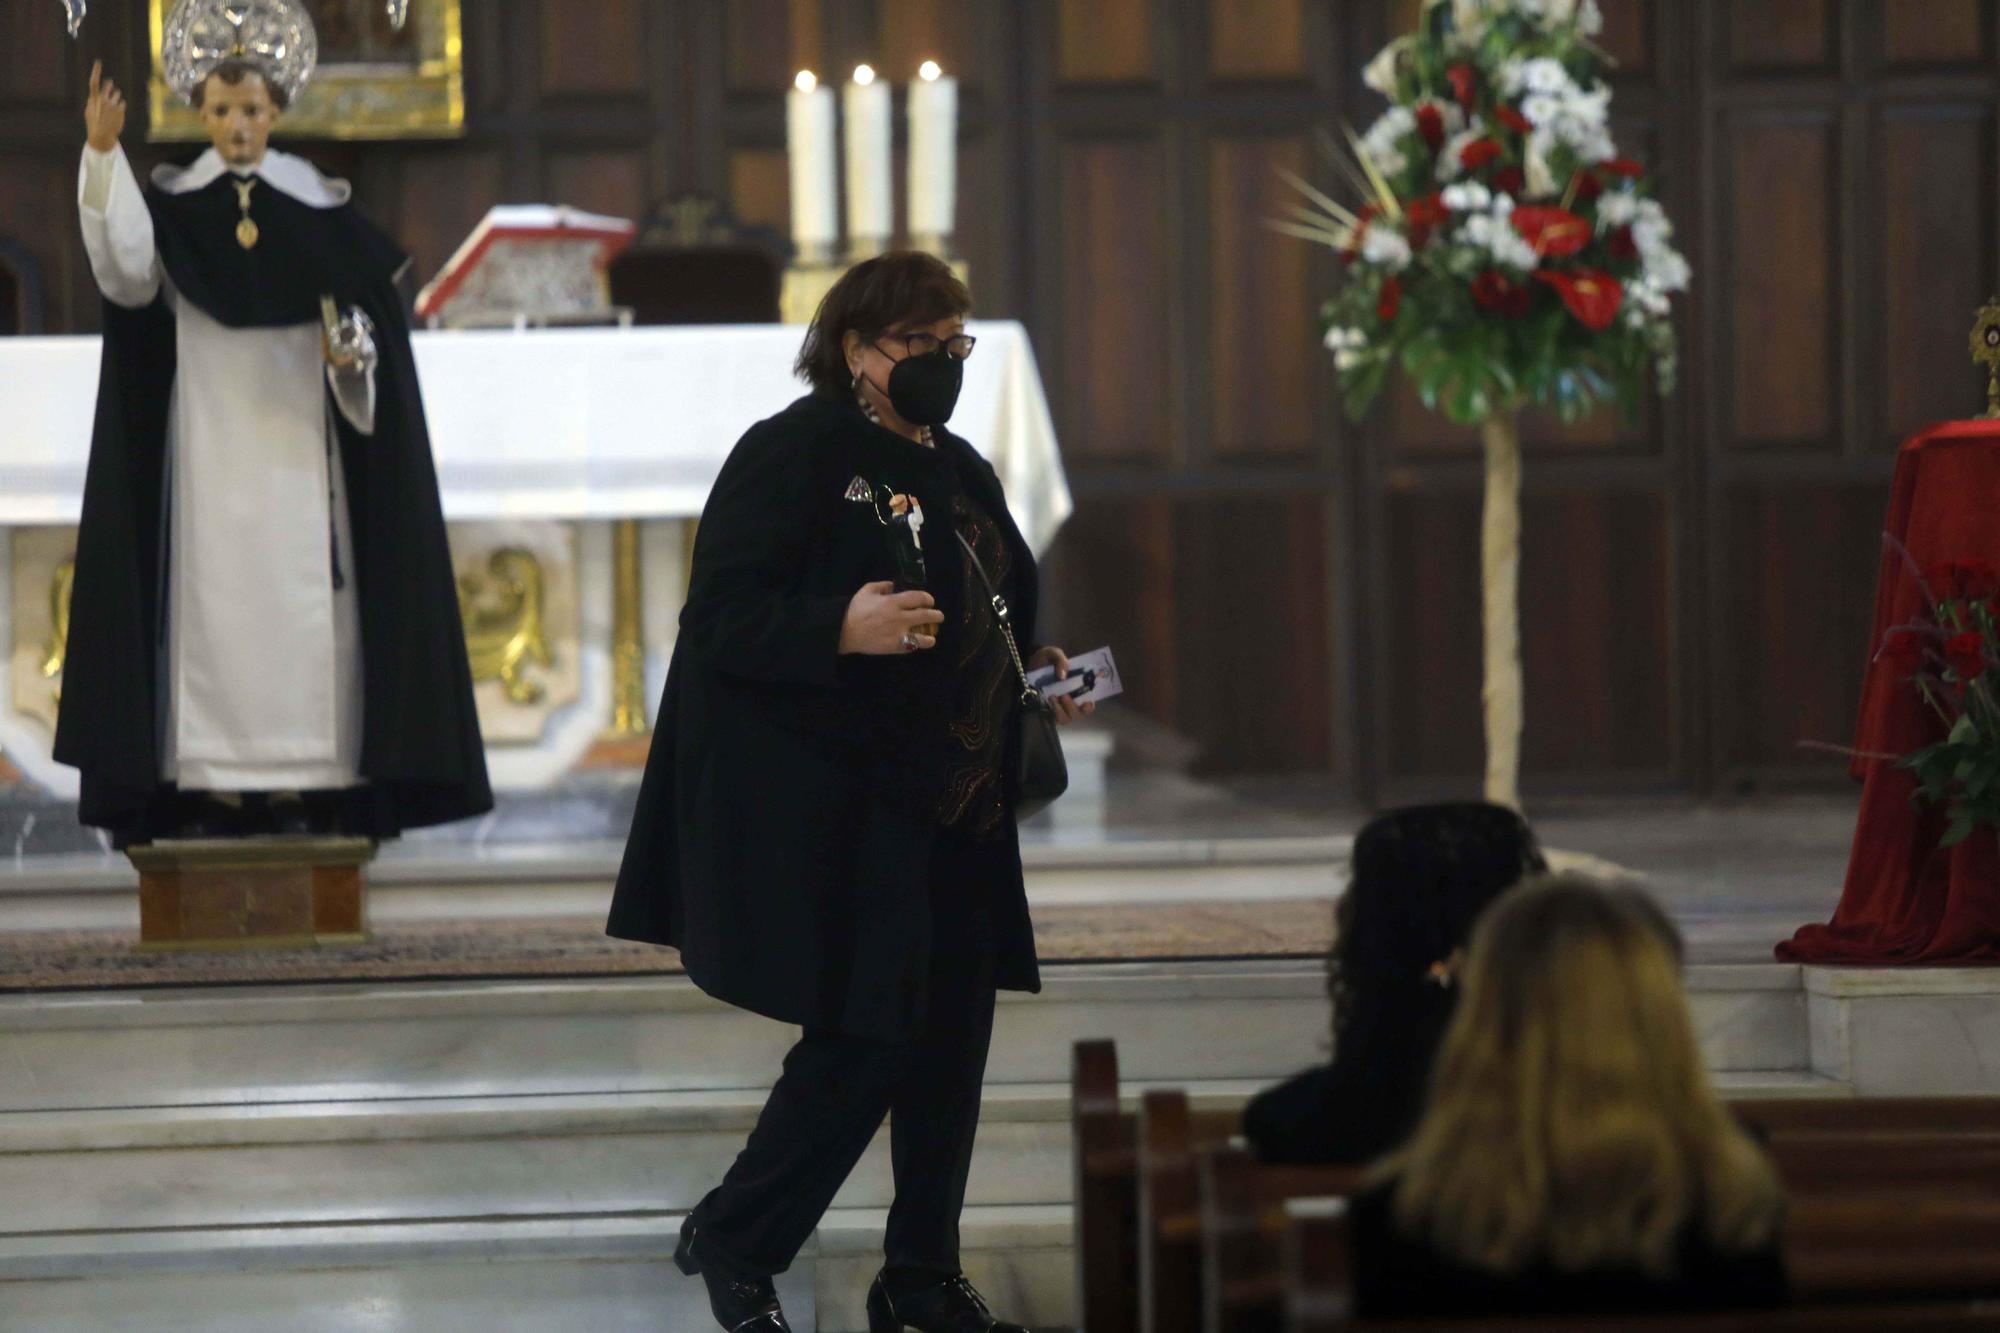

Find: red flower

[1406,191,1449,249]
[1944,631,1989,682]
[1572,170,1604,201]
[1512,205,1592,258]
[1471,269,1533,317]
[1377,275,1403,323]
[1492,166,1525,197]
[1534,268,1623,331]
[1879,629,1927,677]
[1459,137,1503,171]
[1342,201,1381,264]
[1926,559,2000,603]
[1606,226,1638,261]
[1416,104,1446,152]
[1446,62,1477,113]
[1496,104,1533,135]
[1600,157,1646,178]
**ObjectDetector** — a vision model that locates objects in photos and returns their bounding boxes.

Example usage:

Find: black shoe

[674,1214,791,1332]
[174,797,250,840]
[866,1270,1028,1333]
[267,797,315,837]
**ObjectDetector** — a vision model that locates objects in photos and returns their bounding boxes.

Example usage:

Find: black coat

[53,167,492,840]
[606,393,1043,1039]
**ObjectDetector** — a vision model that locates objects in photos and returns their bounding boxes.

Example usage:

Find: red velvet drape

[1778,421,2000,964]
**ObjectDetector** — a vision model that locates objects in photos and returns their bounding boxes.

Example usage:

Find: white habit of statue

[77,141,375,792]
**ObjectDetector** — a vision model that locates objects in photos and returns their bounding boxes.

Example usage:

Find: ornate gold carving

[607,518,649,737]
[1972,298,2000,420]
[457,548,553,705]
[147,0,465,142]
[41,559,74,703]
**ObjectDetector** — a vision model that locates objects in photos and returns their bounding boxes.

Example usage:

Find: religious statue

[58,0,491,844]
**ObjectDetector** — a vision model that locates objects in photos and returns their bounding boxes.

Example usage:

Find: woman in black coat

[607,252,1090,1333]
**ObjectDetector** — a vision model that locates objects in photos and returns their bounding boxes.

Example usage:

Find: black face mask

[868,344,963,427]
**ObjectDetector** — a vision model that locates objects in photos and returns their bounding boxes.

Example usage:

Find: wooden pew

[1278,1196,2000,1330]
[1073,1039,1241,1333]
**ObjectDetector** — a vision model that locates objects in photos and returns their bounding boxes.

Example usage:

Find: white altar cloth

[0,319,1073,553]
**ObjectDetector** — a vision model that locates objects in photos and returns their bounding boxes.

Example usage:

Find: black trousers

[692,825,1001,1279]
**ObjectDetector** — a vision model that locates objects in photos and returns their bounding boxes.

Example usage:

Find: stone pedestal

[130,838,375,951]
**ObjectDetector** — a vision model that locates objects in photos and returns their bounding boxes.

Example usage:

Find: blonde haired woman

[1352,875,1788,1318]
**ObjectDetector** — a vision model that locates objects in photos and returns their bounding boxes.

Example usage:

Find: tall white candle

[843,64,893,254]
[785,70,838,259]
[907,60,959,247]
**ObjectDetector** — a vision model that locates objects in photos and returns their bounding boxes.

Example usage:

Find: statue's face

[198,71,281,167]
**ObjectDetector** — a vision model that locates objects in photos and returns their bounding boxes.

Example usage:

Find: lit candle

[786,70,838,260]
[907,60,959,250]
[843,64,893,255]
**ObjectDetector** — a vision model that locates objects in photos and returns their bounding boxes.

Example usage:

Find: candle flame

[794,70,817,92]
[853,64,877,86]
[919,60,942,81]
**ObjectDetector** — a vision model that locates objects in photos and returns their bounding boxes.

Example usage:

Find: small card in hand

[1027,646,1122,705]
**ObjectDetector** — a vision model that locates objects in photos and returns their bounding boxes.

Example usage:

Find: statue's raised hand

[85,61,125,153]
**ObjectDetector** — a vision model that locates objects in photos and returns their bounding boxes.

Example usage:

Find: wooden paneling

[876,0,979,86]
[728,0,826,91]
[1208,0,1305,80]
[1727,119,1835,447]
[394,150,506,289]
[1384,490,1674,782]
[1173,496,1334,772]
[1883,0,1991,67]
[1728,1,1832,70]
[1,3,72,103]
[1718,483,1886,776]
[1040,498,1181,730]
[1056,0,1153,83]
[728,147,790,231]
[1056,138,1174,459]
[545,150,648,221]
[540,0,645,94]
[1881,108,1994,437]
[1208,135,1314,455]
[1597,0,1654,74]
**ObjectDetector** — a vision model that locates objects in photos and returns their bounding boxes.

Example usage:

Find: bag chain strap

[955,531,1041,708]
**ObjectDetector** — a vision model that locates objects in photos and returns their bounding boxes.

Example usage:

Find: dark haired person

[65,14,488,844]
[608,251,1091,1333]
[1243,802,1544,1165]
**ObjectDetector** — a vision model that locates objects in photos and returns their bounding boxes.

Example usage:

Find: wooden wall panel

[1883,0,1992,67]
[1727,119,1835,447]
[1209,135,1314,455]
[545,150,649,221]
[727,0,821,91]
[1208,0,1306,80]
[1728,2,1832,70]
[1597,0,1654,74]
[1056,0,1153,83]
[1717,483,1886,778]
[876,0,980,86]
[1881,108,1995,437]
[1173,496,1333,772]
[1383,490,1674,783]
[394,150,506,289]
[1055,138,1174,459]
[1,3,72,104]
[1039,498,1181,733]
[728,147,790,231]
[540,0,646,95]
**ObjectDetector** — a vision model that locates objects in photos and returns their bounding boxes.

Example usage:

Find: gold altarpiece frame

[146,0,465,142]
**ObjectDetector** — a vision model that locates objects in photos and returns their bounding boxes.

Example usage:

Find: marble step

[0,1079,1262,1236]
[0,832,1351,931]
[0,1205,1073,1333]
[0,960,1810,1116]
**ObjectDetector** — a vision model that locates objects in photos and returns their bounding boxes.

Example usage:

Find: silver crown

[61,1,86,38]
[161,0,319,104]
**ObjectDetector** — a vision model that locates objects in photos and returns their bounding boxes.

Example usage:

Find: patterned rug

[0,900,1335,993]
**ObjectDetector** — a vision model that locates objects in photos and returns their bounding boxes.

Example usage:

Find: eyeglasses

[876,331,977,361]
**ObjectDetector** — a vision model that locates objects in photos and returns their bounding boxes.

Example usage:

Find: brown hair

[1376,874,1784,1277]
[192,59,290,112]
[794,251,971,397]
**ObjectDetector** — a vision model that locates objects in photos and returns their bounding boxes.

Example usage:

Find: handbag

[956,530,1069,819]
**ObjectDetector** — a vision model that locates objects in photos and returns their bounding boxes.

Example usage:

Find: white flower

[1577,0,1605,35]
[1435,126,1485,181]
[1442,181,1491,211]
[1459,204,1539,271]
[1596,191,1640,226]
[1323,325,1367,351]
[1452,0,1500,39]
[1415,97,1468,138]
[1523,57,1572,95]
[1362,41,1402,97]
[1645,248,1691,293]
[1360,226,1413,272]
[1359,106,1417,177]
[1525,128,1557,197]
[1521,93,1562,126]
